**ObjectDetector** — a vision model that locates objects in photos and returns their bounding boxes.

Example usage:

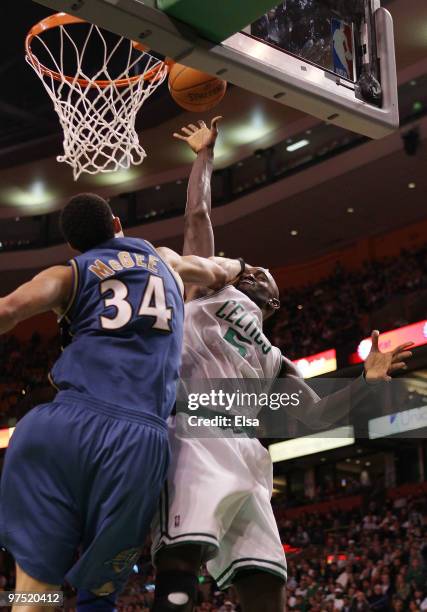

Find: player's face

[235,266,280,320]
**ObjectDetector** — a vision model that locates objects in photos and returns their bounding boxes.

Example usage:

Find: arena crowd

[114,489,427,611]
[0,488,424,610]
[269,243,427,359]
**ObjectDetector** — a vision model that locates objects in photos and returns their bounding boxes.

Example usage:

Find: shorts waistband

[54,390,168,432]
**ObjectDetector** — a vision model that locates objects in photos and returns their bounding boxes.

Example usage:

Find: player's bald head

[259,267,279,298]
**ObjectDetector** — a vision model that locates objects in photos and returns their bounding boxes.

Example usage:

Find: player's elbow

[0,297,19,334]
[184,208,210,227]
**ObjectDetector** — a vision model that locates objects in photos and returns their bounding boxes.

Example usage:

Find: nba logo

[174,515,180,527]
[331,18,354,81]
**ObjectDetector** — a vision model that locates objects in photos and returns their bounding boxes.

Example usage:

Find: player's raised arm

[174,116,222,259]
[278,330,413,430]
[0,266,73,334]
[157,247,243,291]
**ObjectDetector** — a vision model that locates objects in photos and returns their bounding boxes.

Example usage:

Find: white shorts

[152,416,287,590]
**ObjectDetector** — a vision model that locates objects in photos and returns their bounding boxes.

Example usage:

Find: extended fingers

[393,341,414,355]
[392,351,412,363]
[173,132,188,141]
[389,362,408,373]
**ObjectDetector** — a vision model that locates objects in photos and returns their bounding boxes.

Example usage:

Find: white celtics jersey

[181,285,282,381]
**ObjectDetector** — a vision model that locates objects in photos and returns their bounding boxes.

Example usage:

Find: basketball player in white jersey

[151,119,413,612]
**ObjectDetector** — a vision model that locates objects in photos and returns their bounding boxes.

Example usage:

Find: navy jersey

[50,237,184,420]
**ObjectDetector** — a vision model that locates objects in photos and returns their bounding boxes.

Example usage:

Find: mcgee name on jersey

[88,251,161,280]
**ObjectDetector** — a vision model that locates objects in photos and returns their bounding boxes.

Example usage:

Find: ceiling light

[347,207,354,213]
[228,111,275,146]
[286,139,310,152]
[2,181,57,209]
[31,180,45,197]
[408,182,416,189]
[291,230,298,236]
[92,168,139,186]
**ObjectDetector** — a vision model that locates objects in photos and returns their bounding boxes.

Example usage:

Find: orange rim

[25,12,173,89]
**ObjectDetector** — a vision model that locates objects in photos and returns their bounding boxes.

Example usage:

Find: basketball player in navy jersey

[0,194,245,611]
[151,120,413,612]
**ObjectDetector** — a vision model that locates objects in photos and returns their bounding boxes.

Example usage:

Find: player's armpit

[0,265,73,334]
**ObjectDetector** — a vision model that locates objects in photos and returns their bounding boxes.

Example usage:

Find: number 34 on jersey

[89,250,173,333]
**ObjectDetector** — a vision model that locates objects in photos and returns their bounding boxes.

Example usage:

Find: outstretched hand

[173,116,222,154]
[364,330,413,382]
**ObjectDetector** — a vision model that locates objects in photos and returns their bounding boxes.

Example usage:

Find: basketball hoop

[25,13,171,180]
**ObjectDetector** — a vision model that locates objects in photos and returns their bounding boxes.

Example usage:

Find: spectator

[350,591,370,611]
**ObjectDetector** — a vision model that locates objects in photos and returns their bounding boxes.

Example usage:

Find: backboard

[33,0,399,139]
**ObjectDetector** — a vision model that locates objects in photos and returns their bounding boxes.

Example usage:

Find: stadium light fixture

[286,139,310,152]
[92,168,140,186]
[3,181,57,208]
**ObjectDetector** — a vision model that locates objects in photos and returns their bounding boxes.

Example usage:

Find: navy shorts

[0,392,169,593]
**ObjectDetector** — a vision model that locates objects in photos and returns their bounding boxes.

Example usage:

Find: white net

[26,17,168,180]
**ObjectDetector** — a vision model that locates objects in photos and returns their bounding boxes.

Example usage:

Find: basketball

[168,63,227,113]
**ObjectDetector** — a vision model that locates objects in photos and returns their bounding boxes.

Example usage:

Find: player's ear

[113,216,124,237]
